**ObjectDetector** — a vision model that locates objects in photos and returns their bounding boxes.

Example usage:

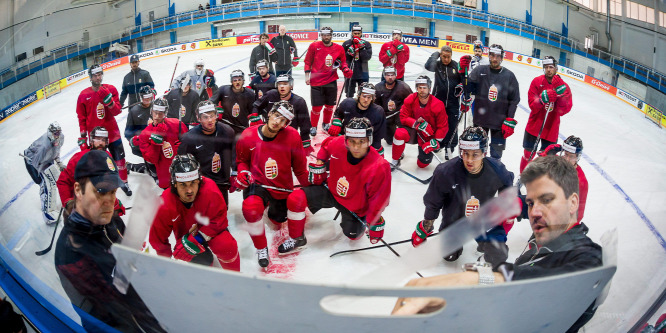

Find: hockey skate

[444,247,463,262]
[121,182,133,196]
[278,235,307,255]
[390,153,404,171]
[309,127,317,137]
[257,247,270,268]
[322,123,331,132]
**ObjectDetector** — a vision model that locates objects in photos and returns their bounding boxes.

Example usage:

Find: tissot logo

[617,90,637,103]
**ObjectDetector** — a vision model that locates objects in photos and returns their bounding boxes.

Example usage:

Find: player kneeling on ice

[394,156,602,333]
[411,127,516,266]
[149,154,240,271]
[234,101,309,268]
[23,122,65,224]
[278,117,391,255]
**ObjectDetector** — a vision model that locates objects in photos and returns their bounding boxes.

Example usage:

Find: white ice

[0,42,664,332]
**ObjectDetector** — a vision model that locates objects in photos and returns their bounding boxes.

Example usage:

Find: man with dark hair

[341,25,372,98]
[374,66,412,145]
[393,155,602,333]
[119,54,154,108]
[250,33,278,75]
[55,150,164,333]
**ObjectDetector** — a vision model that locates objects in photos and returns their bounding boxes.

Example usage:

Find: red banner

[100,56,128,71]
[236,32,318,45]
[584,75,617,95]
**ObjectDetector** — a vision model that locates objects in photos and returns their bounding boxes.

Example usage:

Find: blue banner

[401,35,438,47]
[0,91,38,122]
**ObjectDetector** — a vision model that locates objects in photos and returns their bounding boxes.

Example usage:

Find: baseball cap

[74,150,124,193]
[130,54,140,62]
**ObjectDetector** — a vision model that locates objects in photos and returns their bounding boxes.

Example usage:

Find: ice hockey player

[54,150,165,333]
[249,33,278,75]
[278,117,391,254]
[467,44,520,160]
[539,135,587,223]
[76,64,131,196]
[57,126,125,221]
[150,154,240,271]
[520,55,572,172]
[199,69,218,101]
[165,74,200,128]
[270,25,298,76]
[304,26,352,135]
[341,25,372,98]
[210,69,256,135]
[425,45,467,159]
[171,59,207,97]
[412,127,515,266]
[125,86,154,157]
[249,60,276,100]
[251,77,312,152]
[178,101,236,204]
[139,97,188,189]
[390,75,448,170]
[23,122,65,223]
[470,40,489,70]
[379,29,410,81]
[329,82,387,155]
[119,54,155,108]
[234,102,308,267]
[374,66,413,145]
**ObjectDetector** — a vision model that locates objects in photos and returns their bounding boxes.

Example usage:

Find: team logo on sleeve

[258,90,263,99]
[388,100,396,112]
[325,54,333,67]
[232,103,240,117]
[162,141,174,158]
[106,157,116,171]
[488,84,498,102]
[465,196,480,216]
[336,176,350,197]
[96,103,105,119]
[196,81,202,90]
[212,152,221,173]
[264,157,278,179]
[180,105,186,119]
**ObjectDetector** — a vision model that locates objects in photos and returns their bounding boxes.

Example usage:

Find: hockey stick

[168,56,181,92]
[257,184,294,193]
[527,102,554,162]
[35,207,64,256]
[385,111,400,120]
[330,232,441,257]
[121,101,141,110]
[220,118,248,131]
[393,164,432,184]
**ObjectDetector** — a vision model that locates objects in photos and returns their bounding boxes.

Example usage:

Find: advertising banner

[584,75,617,95]
[615,89,641,109]
[200,37,237,49]
[100,56,128,71]
[439,40,474,54]
[558,67,586,82]
[0,92,38,122]
[512,53,542,67]
[237,32,319,45]
[644,103,664,127]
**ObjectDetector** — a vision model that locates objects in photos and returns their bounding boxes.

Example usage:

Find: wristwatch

[463,262,495,285]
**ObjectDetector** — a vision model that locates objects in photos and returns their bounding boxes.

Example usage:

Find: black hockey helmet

[170,154,201,186]
[196,100,216,117]
[345,117,373,145]
[152,97,169,113]
[459,126,488,154]
[562,135,583,155]
[415,75,432,90]
[139,85,154,100]
[47,122,61,143]
[542,55,558,69]
[357,82,376,98]
[488,44,504,58]
[230,69,245,83]
[89,126,109,148]
[270,100,295,126]
[88,64,103,78]
[275,74,294,88]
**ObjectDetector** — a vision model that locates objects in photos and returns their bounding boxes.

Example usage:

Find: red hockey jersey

[379,40,410,79]
[317,136,391,226]
[149,177,229,257]
[139,118,188,188]
[56,148,112,206]
[304,41,348,87]
[236,126,308,200]
[577,165,588,223]
[399,93,448,144]
[76,84,122,142]
[526,75,572,142]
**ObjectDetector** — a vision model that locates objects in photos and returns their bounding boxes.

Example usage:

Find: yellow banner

[43,79,64,99]
[438,40,474,54]
[199,38,237,49]
[643,104,664,128]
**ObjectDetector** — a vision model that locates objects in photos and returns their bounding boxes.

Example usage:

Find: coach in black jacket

[120,55,155,107]
[270,26,298,76]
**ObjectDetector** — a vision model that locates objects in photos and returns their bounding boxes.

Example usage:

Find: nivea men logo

[401,36,437,47]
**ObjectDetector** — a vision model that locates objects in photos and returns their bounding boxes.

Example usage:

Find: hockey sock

[519,149,531,173]
[208,232,241,271]
[242,195,267,249]
[218,254,241,272]
[311,105,323,128]
[116,158,128,182]
[322,105,335,125]
[392,128,410,161]
[417,159,430,168]
[286,190,308,239]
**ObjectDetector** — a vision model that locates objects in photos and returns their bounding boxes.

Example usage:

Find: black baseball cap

[130,54,140,62]
[74,150,124,193]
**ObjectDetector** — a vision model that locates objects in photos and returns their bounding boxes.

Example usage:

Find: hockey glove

[386,45,397,58]
[265,42,276,55]
[308,162,327,185]
[555,84,567,96]
[129,135,140,150]
[342,67,353,79]
[291,56,300,67]
[228,171,239,193]
[328,118,343,136]
[248,113,264,127]
[114,199,126,217]
[459,55,472,74]
[78,133,88,151]
[460,96,473,113]
[540,89,557,105]
[394,41,405,52]
[422,139,440,155]
[414,119,434,137]
[454,83,464,98]
[501,118,517,139]
[149,133,164,145]
[97,86,115,108]
[235,170,253,190]
[181,232,207,256]
[302,139,314,155]
[411,219,434,247]
[56,159,66,171]
[347,45,356,57]
[367,217,385,244]
[540,143,563,157]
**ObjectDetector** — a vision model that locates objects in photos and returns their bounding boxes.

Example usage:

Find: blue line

[214,56,250,73]
[518,104,666,252]
[6,223,30,250]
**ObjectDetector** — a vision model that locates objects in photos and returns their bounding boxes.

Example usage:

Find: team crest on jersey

[196,81,202,90]
[162,141,173,158]
[264,157,278,179]
[388,100,396,112]
[180,105,186,118]
[258,90,263,99]
[488,84,498,102]
[336,176,350,197]
[465,196,480,217]
[96,103,105,119]
[212,152,221,173]
[106,157,116,171]
[325,54,333,67]
[232,103,240,117]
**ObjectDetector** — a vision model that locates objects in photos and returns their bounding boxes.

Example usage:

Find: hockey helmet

[88,64,103,78]
[382,66,397,78]
[89,126,109,148]
[230,69,245,83]
[415,75,432,90]
[269,100,295,126]
[542,55,558,69]
[352,25,363,33]
[345,117,373,146]
[139,85,154,100]
[392,29,403,36]
[357,82,376,98]
[473,40,483,50]
[170,154,201,186]
[275,74,294,88]
[256,60,269,71]
[320,26,333,35]
[459,126,488,154]
[194,59,205,67]
[152,97,169,113]
[488,44,504,58]
[47,122,61,143]
[196,100,217,117]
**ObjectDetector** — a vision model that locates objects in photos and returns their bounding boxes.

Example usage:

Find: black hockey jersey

[210,85,256,135]
[124,103,152,141]
[249,74,276,100]
[334,97,386,151]
[177,122,235,186]
[374,80,413,117]
[165,88,200,125]
[252,89,311,142]
[468,65,520,129]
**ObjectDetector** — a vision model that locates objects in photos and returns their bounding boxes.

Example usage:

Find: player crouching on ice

[149,154,240,271]
[278,117,391,255]
[23,122,65,223]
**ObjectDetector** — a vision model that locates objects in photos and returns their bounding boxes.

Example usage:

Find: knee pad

[242,195,265,223]
[287,189,308,215]
[393,128,410,145]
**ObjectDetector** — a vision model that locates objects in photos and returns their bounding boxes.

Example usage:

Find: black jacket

[270,34,298,71]
[342,38,372,80]
[250,44,278,74]
[119,68,154,107]
[178,122,236,186]
[165,88,201,125]
[249,74,277,100]
[252,89,311,142]
[425,52,465,111]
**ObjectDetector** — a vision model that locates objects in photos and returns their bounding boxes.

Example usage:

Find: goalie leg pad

[40,164,62,224]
